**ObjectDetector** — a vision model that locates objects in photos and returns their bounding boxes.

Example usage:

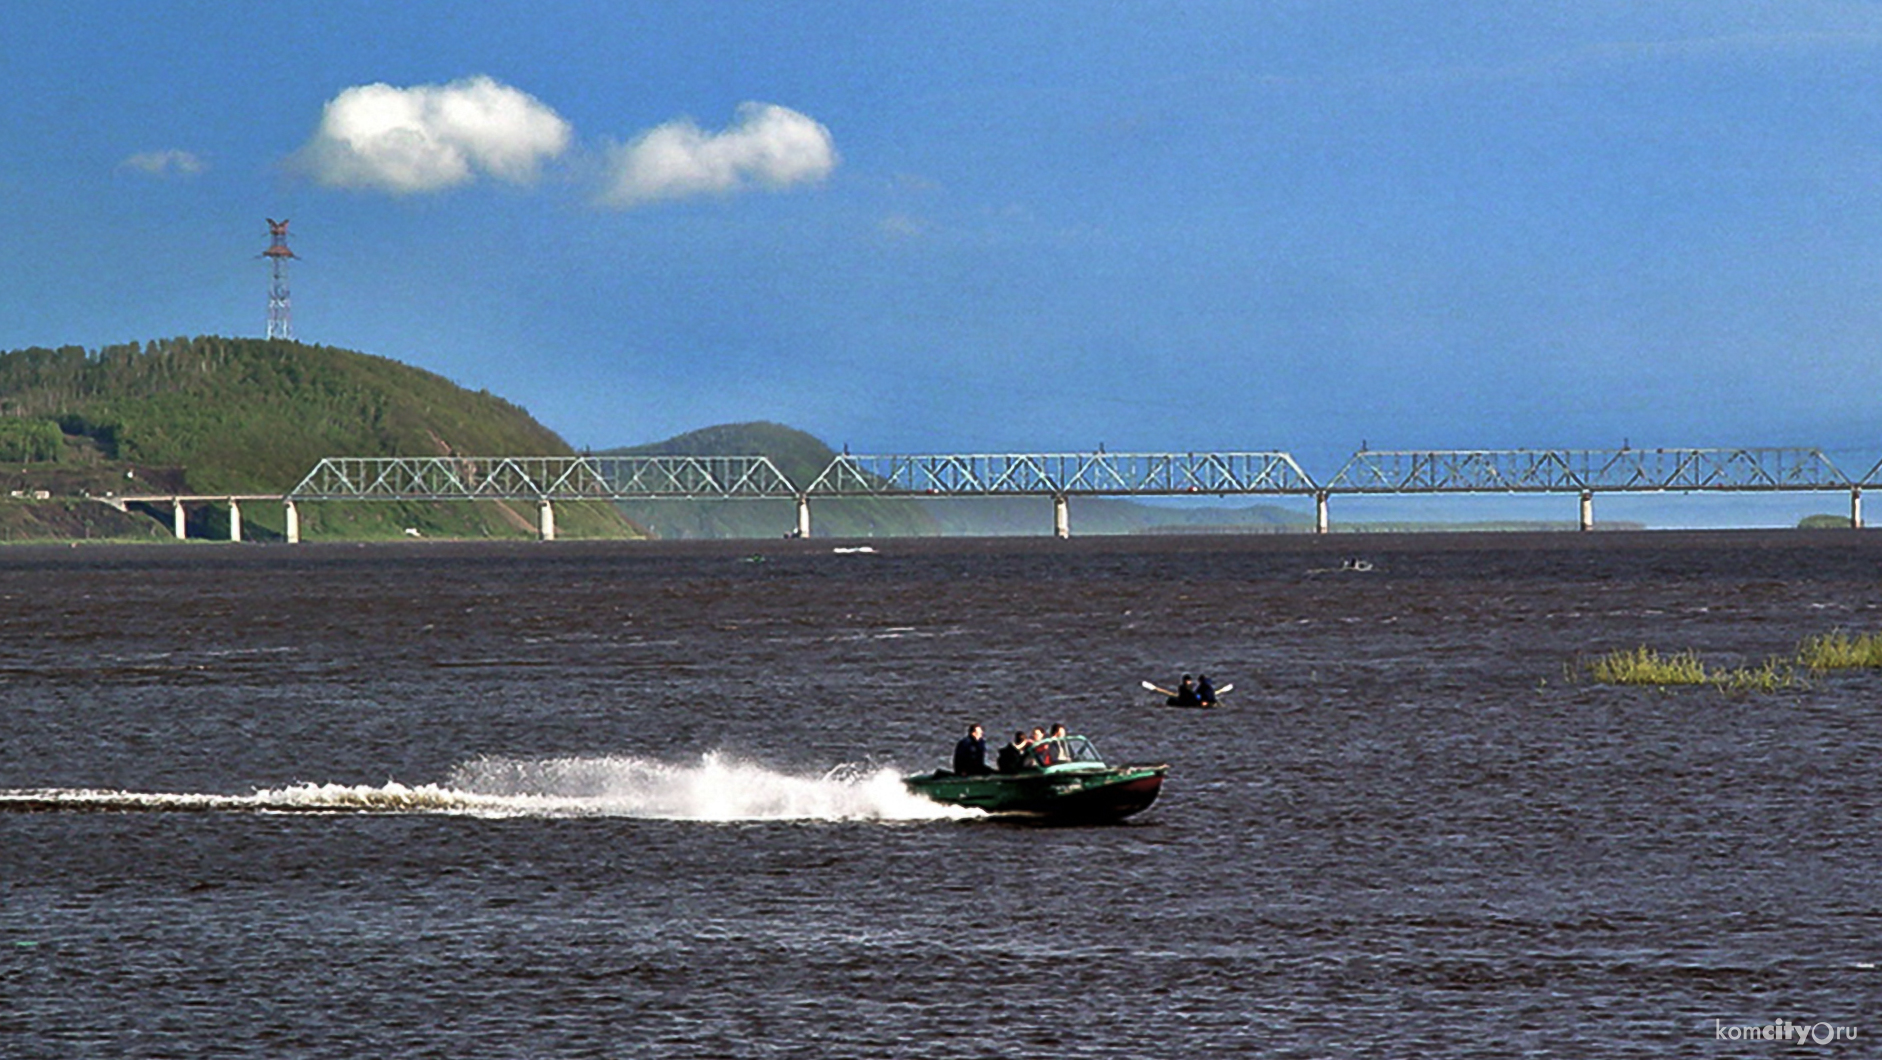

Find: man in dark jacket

[996,730,1030,773]
[953,724,991,775]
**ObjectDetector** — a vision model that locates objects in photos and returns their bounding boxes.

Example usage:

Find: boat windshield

[1021,736,1105,768]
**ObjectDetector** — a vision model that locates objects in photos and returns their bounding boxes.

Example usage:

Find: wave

[0,753,973,822]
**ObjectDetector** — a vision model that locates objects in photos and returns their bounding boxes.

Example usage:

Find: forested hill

[0,336,631,540]
[611,421,840,489]
[0,336,573,491]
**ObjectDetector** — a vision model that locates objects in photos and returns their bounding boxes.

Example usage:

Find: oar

[1215,683,1234,696]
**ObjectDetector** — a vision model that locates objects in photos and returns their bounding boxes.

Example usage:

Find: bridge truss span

[288,455,799,502]
[805,451,1318,497]
[173,444,1877,544]
[1327,447,1854,494]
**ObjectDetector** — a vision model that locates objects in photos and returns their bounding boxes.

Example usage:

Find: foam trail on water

[444,752,972,821]
[0,754,972,821]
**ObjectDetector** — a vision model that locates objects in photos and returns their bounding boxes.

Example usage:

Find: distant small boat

[1140,679,1232,707]
[903,735,1167,822]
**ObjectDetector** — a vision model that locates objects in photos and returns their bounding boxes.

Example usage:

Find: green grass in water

[1584,646,1803,692]
[1586,646,1710,686]
[1796,630,1882,673]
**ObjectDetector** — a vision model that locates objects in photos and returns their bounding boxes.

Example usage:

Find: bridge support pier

[1315,491,1329,534]
[284,500,300,544]
[1053,494,1070,538]
[1854,487,1864,530]
[172,499,186,540]
[228,499,242,543]
[795,495,811,539]
[537,500,556,542]
[1579,491,1594,532]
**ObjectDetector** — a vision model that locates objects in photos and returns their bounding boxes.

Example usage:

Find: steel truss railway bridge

[94,446,1882,542]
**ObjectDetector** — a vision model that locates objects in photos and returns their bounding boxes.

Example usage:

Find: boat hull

[904,765,1166,822]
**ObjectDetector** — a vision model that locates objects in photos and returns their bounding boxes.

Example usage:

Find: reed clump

[1796,630,1882,673]
[1585,646,1711,686]
[1708,657,1805,694]
[1583,646,1804,692]
[1583,630,1882,692]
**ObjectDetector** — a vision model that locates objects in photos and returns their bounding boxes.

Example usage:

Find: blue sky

[5,1,1882,490]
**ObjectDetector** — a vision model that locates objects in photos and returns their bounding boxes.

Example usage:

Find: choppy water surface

[2,533,1878,1057]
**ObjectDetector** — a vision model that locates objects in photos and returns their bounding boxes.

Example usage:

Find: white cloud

[121,150,204,177]
[601,102,838,207]
[295,76,571,194]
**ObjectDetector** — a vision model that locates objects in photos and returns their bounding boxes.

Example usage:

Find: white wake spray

[0,753,971,821]
[442,752,968,821]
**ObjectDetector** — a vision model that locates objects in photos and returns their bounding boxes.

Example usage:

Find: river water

[1,533,1877,1057]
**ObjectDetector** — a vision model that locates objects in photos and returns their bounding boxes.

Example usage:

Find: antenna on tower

[263,218,297,341]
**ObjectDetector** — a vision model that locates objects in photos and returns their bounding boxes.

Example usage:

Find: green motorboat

[904,734,1167,822]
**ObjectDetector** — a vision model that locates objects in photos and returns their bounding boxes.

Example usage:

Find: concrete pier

[1053,494,1070,538]
[284,500,300,544]
[1579,490,1594,532]
[228,499,242,543]
[1315,491,1329,535]
[795,495,811,539]
[537,499,556,542]
[1854,487,1864,530]
[172,499,186,540]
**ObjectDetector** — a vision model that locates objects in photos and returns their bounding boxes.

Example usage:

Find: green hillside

[0,336,634,541]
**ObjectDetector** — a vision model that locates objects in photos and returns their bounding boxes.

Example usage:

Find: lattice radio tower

[263,218,297,340]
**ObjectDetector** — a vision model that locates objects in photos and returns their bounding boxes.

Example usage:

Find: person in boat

[1036,722,1076,767]
[1027,726,1052,766]
[997,730,1030,773]
[952,724,992,775]
[1195,674,1217,707]
[1167,674,1202,707]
